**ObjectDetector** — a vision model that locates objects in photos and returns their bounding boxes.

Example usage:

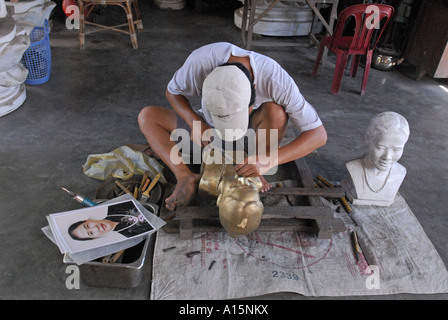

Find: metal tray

[63,203,158,288]
[76,235,153,288]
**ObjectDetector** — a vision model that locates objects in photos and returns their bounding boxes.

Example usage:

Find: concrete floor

[1,2,447,300]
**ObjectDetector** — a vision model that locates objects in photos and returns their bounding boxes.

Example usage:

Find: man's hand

[234,154,277,177]
[234,155,275,192]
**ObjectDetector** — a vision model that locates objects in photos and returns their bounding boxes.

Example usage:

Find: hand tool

[186,251,201,258]
[136,171,149,200]
[102,254,112,264]
[316,175,358,226]
[357,233,377,269]
[314,180,338,204]
[109,250,125,263]
[350,230,377,270]
[351,230,362,261]
[141,178,150,191]
[61,187,97,207]
[208,260,216,270]
[101,250,125,263]
[138,178,150,200]
[140,173,161,202]
[114,180,133,196]
[138,171,149,193]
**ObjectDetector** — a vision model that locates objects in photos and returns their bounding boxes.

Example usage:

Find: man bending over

[138,42,327,211]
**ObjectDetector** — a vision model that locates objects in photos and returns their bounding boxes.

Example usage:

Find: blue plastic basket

[21,20,51,85]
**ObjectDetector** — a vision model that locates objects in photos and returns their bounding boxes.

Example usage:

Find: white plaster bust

[346,112,410,206]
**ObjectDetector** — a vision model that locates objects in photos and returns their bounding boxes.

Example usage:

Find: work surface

[151,194,448,299]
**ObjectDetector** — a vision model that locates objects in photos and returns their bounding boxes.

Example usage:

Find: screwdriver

[61,187,97,207]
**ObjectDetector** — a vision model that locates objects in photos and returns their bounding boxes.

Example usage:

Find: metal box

[63,202,158,288]
[76,235,152,289]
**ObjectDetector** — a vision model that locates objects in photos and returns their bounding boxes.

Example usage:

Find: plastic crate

[21,20,51,85]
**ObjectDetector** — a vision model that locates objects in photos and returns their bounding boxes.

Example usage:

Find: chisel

[61,187,97,207]
[351,230,362,262]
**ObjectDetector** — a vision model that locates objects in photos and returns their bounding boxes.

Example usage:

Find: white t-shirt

[167,42,322,132]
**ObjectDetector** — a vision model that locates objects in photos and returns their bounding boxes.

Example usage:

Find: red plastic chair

[312,4,394,95]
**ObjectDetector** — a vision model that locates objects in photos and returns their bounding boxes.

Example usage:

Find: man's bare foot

[259,175,271,193]
[165,173,201,211]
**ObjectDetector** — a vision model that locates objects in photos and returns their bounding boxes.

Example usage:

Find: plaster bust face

[345,112,410,206]
[366,131,407,171]
[365,112,409,171]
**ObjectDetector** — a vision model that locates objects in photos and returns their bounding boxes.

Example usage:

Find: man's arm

[166,89,212,147]
[166,89,199,127]
[234,124,327,177]
[277,124,327,165]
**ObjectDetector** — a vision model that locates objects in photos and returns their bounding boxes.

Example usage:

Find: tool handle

[81,197,98,207]
[141,178,150,192]
[339,196,353,213]
[142,173,161,196]
[115,180,133,195]
[138,171,149,192]
[109,250,125,263]
[317,175,335,188]
[352,231,361,252]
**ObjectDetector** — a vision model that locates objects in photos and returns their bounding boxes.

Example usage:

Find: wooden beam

[265,187,345,198]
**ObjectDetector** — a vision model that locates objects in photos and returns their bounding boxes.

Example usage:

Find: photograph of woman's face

[70,219,118,240]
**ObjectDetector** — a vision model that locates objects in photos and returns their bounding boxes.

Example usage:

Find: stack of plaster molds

[6,0,56,27]
[0,0,56,117]
[234,0,322,37]
[0,2,33,117]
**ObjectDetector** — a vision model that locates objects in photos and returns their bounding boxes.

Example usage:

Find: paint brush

[140,173,161,202]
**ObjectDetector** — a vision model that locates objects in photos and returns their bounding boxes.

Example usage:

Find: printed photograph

[48,200,154,253]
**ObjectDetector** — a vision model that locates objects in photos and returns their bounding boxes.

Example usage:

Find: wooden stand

[77,0,143,50]
[160,157,346,239]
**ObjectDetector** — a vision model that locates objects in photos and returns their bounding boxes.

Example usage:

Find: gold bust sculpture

[198,148,264,238]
